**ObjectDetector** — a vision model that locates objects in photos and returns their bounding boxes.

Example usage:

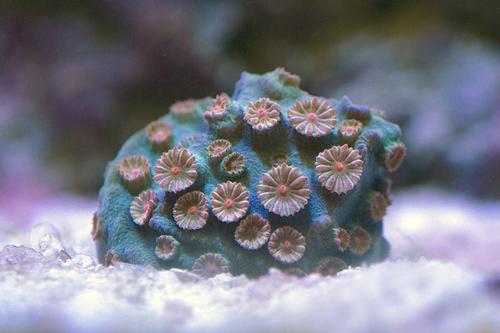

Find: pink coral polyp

[192,253,230,278]
[268,226,306,263]
[210,181,249,223]
[315,144,364,194]
[385,143,406,172]
[234,214,271,250]
[170,99,197,115]
[129,189,156,226]
[146,121,173,151]
[153,147,197,192]
[244,98,281,131]
[116,155,151,193]
[257,164,310,217]
[288,97,336,137]
[204,94,229,123]
[173,191,209,230]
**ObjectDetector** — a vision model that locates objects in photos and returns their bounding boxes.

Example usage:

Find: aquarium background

[1,0,498,202]
[0,1,499,332]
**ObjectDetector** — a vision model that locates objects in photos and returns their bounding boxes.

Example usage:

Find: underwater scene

[1,1,499,332]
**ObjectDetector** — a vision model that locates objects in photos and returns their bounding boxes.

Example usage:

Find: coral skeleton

[96,69,405,276]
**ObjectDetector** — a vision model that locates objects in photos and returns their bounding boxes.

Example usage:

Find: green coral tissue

[94,68,406,278]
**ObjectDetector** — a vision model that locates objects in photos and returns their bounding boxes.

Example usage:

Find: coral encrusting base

[95,69,405,277]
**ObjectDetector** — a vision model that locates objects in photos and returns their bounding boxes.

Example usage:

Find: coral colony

[95,68,406,277]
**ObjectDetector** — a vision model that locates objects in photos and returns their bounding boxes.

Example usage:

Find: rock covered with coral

[95,69,405,277]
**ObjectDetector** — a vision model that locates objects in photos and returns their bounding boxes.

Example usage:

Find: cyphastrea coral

[96,69,405,277]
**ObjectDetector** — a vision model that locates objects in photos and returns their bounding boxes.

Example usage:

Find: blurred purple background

[0,1,499,223]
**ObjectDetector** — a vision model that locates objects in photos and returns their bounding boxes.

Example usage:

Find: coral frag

[95,69,406,277]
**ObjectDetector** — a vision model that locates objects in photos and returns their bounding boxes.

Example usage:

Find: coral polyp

[288,97,337,137]
[244,98,281,131]
[338,119,363,145]
[210,181,249,223]
[207,139,232,162]
[332,227,351,252]
[204,94,229,123]
[153,147,197,192]
[268,226,306,264]
[369,191,390,222]
[170,99,197,116]
[384,143,407,172]
[257,164,310,217]
[234,214,271,250]
[129,189,156,226]
[315,144,364,194]
[173,191,209,230]
[349,226,372,255]
[116,155,151,194]
[275,67,301,87]
[155,235,179,261]
[315,256,348,276]
[146,120,173,152]
[91,212,104,241]
[192,253,230,278]
[96,69,405,277]
[221,152,246,179]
